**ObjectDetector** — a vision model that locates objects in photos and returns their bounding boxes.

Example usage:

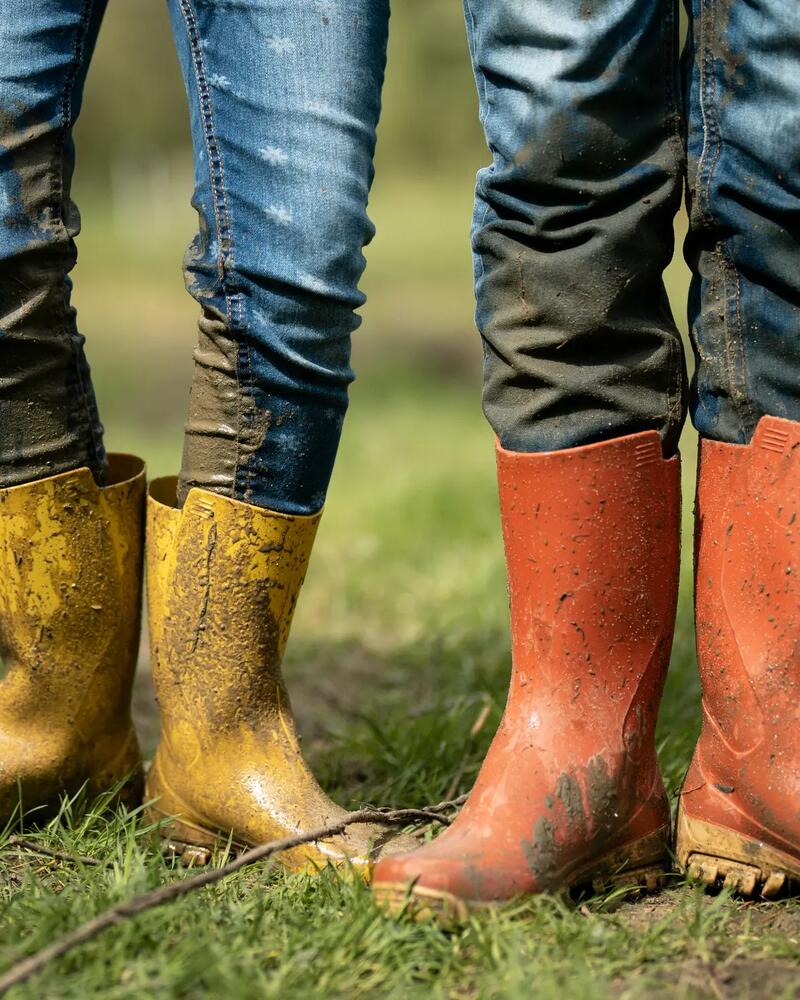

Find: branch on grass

[0,794,467,995]
[5,837,105,869]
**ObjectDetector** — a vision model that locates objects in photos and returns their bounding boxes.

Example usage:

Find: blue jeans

[1,2,798,514]
[0,0,387,513]
[467,0,800,455]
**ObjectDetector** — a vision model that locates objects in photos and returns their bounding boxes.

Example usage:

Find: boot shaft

[0,455,145,728]
[496,431,681,748]
[372,432,682,909]
[695,416,800,752]
[146,480,320,735]
[144,482,420,870]
[675,417,800,888]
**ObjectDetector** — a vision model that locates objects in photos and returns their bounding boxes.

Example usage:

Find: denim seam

[178,0,247,493]
[55,0,105,476]
[461,0,488,117]
[461,0,491,254]
[697,0,716,222]
[462,0,492,374]
[475,200,490,306]
[696,0,754,437]
[718,242,754,433]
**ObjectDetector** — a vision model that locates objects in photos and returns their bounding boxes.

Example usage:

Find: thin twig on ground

[5,837,105,869]
[0,794,467,995]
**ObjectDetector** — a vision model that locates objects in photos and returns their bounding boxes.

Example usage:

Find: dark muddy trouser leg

[684,0,800,442]
[0,0,108,488]
[463,0,687,455]
[167,0,389,515]
[672,3,800,900]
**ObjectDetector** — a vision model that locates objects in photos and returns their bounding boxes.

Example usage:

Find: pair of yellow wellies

[0,454,413,872]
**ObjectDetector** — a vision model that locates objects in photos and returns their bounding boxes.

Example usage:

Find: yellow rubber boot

[0,455,146,825]
[145,479,417,874]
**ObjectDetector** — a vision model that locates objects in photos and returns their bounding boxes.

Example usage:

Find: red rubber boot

[373,431,681,920]
[676,416,800,897]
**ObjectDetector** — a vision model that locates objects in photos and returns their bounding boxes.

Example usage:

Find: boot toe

[312,826,421,875]
[367,827,422,860]
[372,847,512,919]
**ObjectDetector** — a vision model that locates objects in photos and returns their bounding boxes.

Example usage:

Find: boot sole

[373,827,668,924]
[145,761,247,867]
[148,807,395,879]
[145,766,374,875]
[675,807,800,898]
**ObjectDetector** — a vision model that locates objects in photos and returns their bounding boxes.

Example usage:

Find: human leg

[373,0,685,913]
[171,0,389,515]
[0,2,146,826]
[676,0,800,895]
[469,0,687,456]
[0,0,108,487]
[146,0,416,871]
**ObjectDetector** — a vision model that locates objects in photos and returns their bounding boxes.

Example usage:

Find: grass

[3,373,800,999]
[2,180,800,998]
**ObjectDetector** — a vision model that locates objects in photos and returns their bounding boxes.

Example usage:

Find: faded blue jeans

[0,0,387,513]
[1,1,799,515]
[468,0,800,455]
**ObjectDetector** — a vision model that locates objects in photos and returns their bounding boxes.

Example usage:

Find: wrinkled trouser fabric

[0,0,387,513]
[1,2,798,512]
[466,0,800,455]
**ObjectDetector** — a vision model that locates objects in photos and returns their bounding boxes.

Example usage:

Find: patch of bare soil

[612,894,800,999]
[0,849,67,894]
[284,644,392,746]
[615,891,800,937]
[618,957,800,999]
[612,891,682,928]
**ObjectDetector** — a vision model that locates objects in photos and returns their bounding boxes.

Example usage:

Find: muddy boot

[145,479,417,873]
[372,432,680,920]
[0,456,146,825]
[676,416,800,897]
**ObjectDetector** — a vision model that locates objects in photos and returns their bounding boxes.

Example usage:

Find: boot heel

[160,823,215,867]
[587,861,666,895]
[676,807,800,898]
[573,826,669,896]
[148,807,241,867]
[145,756,241,866]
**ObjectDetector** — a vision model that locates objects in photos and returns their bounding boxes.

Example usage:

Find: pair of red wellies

[372,414,800,917]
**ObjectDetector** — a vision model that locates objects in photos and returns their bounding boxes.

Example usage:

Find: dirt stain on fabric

[0,105,104,487]
[178,305,269,507]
